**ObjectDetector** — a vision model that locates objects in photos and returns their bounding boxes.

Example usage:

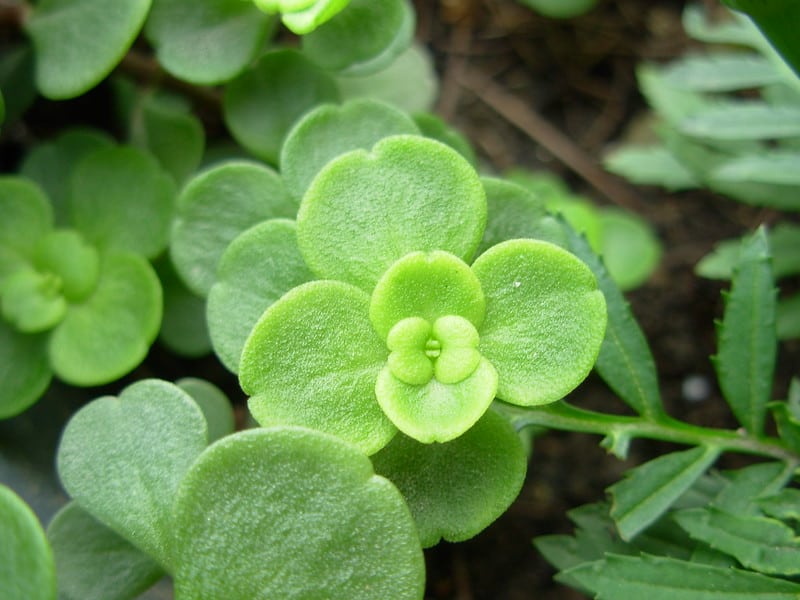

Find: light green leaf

[297,135,486,291]
[223,49,340,164]
[0,485,55,600]
[471,239,607,407]
[33,230,100,302]
[723,0,800,75]
[682,4,763,47]
[68,146,176,259]
[637,63,713,126]
[604,144,700,191]
[565,553,800,599]
[413,112,476,165]
[49,253,162,386]
[1,268,67,333]
[145,0,274,85]
[599,208,662,291]
[172,427,425,600]
[713,227,776,435]
[676,508,800,575]
[207,219,313,372]
[170,161,294,297]
[280,98,419,201]
[176,377,234,443]
[240,280,395,454]
[662,53,783,92]
[517,0,596,19]
[56,379,207,569]
[609,446,720,540]
[566,225,664,418]
[0,320,51,419]
[254,0,350,34]
[369,251,485,339]
[47,502,163,600]
[373,408,526,547]
[25,0,151,99]
[712,151,800,186]
[302,0,414,76]
[680,103,800,140]
[0,176,53,257]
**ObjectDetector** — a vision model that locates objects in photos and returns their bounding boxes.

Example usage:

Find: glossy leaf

[145,0,274,85]
[25,0,151,99]
[662,53,782,92]
[207,219,313,372]
[240,280,395,454]
[56,379,207,568]
[471,239,607,407]
[302,0,414,76]
[713,227,776,435]
[297,135,486,291]
[223,49,340,164]
[176,377,234,444]
[280,98,419,200]
[0,485,56,600]
[373,408,525,547]
[170,161,294,297]
[0,176,53,257]
[0,320,51,419]
[69,146,175,259]
[48,253,162,386]
[47,502,163,600]
[723,0,800,75]
[565,553,800,599]
[172,427,425,599]
[599,208,662,291]
[609,446,720,540]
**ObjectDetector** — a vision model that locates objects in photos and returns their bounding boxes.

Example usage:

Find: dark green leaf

[759,488,800,521]
[711,461,792,515]
[723,0,800,75]
[0,320,52,419]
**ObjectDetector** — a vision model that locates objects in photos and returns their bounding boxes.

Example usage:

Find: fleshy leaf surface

[240,280,395,454]
[599,208,662,291]
[25,0,151,99]
[172,427,425,599]
[207,219,314,372]
[0,485,56,600]
[372,408,526,547]
[47,502,163,600]
[56,379,208,569]
[176,377,235,444]
[471,239,607,406]
[477,177,551,256]
[171,161,294,297]
[0,176,53,257]
[297,135,486,291]
[48,253,162,386]
[0,320,51,418]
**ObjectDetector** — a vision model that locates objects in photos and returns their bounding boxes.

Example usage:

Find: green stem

[510,401,800,465]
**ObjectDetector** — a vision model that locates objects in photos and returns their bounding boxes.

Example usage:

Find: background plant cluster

[1,0,800,598]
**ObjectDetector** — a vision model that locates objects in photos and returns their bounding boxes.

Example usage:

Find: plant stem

[510,401,800,465]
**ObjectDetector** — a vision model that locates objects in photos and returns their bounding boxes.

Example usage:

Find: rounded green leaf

[546,195,603,252]
[207,219,314,372]
[472,239,607,406]
[154,255,211,358]
[145,0,274,85]
[518,0,596,18]
[170,161,294,296]
[24,0,151,99]
[375,357,498,443]
[280,98,419,200]
[33,230,100,302]
[69,146,176,259]
[0,320,52,419]
[56,379,208,569]
[0,485,56,600]
[297,135,486,291]
[49,252,162,386]
[599,208,662,291]
[172,427,425,600]
[413,112,477,166]
[301,0,415,76]
[223,49,340,164]
[372,408,527,547]
[176,377,234,444]
[240,280,395,454]
[257,0,350,34]
[1,268,67,333]
[0,176,53,257]
[369,250,485,339]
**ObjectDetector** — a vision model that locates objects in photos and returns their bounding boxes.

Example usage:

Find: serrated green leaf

[25,0,151,99]
[604,144,700,190]
[373,408,526,547]
[68,146,176,259]
[599,208,662,291]
[47,502,163,600]
[172,427,425,599]
[713,227,777,435]
[610,446,720,540]
[676,507,800,575]
[0,485,55,600]
[176,377,234,444]
[170,161,294,297]
[56,379,208,569]
[207,219,313,372]
[680,103,800,141]
[759,488,800,521]
[240,280,395,454]
[662,53,782,92]
[711,461,792,515]
[280,98,419,201]
[565,226,664,419]
[472,239,607,407]
[145,0,274,85]
[0,320,51,419]
[297,135,486,291]
[223,49,340,164]
[712,151,800,186]
[565,553,800,599]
